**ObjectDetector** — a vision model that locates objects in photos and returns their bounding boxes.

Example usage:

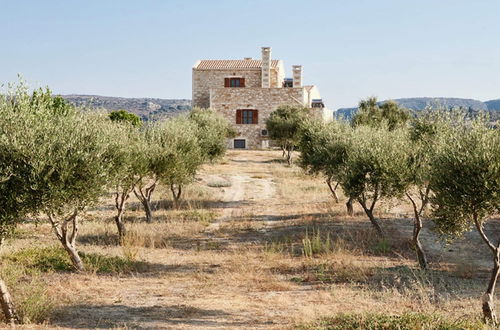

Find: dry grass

[1,150,498,328]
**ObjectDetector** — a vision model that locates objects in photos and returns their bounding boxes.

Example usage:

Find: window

[224,77,245,88]
[230,78,240,87]
[233,139,246,149]
[236,109,258,124]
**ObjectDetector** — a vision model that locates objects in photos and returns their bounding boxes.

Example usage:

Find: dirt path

[206,170,277,231]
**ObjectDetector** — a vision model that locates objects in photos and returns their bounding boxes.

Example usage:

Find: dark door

[234,139,246,149]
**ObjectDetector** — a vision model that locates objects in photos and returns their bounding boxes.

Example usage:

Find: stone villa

[192,47,331,149]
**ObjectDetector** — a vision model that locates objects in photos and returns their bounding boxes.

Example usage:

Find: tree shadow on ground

[52,304,271,329]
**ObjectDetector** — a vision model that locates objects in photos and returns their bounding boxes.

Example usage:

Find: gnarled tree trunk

[286,145,294,165]
[170,184,182,209]
[0,278,18,325]
[48,210,85,272]
[346,198,354,216]
[474,215,500,325]
[134,179,157,223]
[406,190,429,270]
[357,192,384,237]
[114,189,131,243]
[326,177,339,203]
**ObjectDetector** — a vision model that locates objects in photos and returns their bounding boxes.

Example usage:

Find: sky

[1,0,500,109]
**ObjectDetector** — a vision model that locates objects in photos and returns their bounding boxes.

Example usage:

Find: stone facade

[192,47,332,149]
[192,62,283,109]
[210,87,325,149]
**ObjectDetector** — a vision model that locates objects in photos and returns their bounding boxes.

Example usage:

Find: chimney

[261,47,271,88]
[292,65,302,88]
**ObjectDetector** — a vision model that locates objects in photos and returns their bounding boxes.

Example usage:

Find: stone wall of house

[192,68,281,108]
[210,87,323,149]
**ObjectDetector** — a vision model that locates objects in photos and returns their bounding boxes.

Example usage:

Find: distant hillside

[485,99,500,111]
[336,97,499,119]
[61,95,191,121]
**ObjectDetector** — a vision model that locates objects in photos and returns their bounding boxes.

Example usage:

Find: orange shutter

[240,78,245,87]
[253,110,258,124]
[224,78,230,87]
[236,110,242,124]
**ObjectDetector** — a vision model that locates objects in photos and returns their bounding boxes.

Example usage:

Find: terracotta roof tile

[194,59,280,70]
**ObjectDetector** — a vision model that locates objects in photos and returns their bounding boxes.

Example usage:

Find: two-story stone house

[192,47,331,149]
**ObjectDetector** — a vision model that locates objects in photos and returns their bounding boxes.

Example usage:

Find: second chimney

[261,47,271,88]
[292,65,302,88]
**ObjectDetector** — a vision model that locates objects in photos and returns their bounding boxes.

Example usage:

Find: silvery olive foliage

[429,116,499,323]
[153,116,203,208]
[341,125,411,236]
[189,107,236,163]
[298,119,352,203]
[266,105,309,165]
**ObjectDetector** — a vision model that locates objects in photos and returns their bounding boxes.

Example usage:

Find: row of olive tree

[0,82,232,323]
[295,98,499,324]
[109,107,234,241]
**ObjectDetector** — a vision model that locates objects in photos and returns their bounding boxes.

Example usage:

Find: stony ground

[3,150,499,329]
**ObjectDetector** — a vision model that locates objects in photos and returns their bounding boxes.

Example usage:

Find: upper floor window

[236,109,258,124]
[224,77,245,88]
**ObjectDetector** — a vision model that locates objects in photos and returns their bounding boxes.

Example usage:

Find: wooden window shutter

[236,110,242,124]
[240,78,245,87]
[253,110,258,124]
[224,78,230,87]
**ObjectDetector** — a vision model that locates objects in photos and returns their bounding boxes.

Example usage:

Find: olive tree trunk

[326,177,339,203]
[346,198,354,216]
[474,215,500,325]
[170,184,182,209]
[47,210,85,272]
[0,278,18,325]
[114,189,131,243]
[406,190,429,270]
[134,179,157,223]
[286,145,294,165]
[357,192,384,237]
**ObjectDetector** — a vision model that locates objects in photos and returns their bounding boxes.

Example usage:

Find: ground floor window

[233,139,246,149]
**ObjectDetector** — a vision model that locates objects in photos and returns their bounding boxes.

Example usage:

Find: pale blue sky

[1,0,499,109]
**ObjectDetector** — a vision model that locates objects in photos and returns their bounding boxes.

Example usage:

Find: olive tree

[0,84,47,324]
[0,83,114,320]
[133,127,160,223]
[400,110,457,269]
[342,126,409,236]
[299,119,351,204]
[39,111,120,271]
[156,117,202,209]
[108,122,145,240]
[430,118,500,324]
[352,97,410,131]
[266,105,308,165]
